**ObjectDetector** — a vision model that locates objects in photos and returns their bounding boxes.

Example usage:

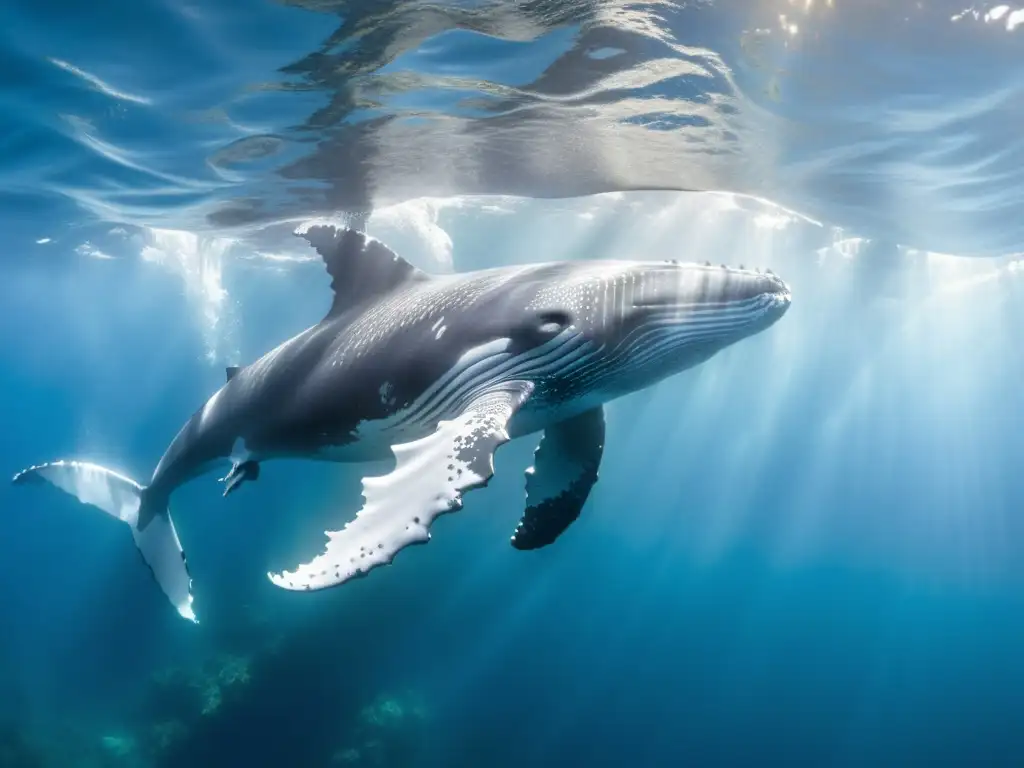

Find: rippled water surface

[2,0,1022,254]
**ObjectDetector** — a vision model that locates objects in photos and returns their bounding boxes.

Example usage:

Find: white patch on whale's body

[302,328,597,466]
[349,337,516,446]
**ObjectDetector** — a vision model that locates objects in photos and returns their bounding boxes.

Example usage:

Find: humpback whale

[13,225,791,622]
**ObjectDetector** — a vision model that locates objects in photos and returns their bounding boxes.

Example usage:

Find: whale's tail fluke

[12,461,196,622]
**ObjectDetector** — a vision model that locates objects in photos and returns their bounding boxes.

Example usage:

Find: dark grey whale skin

[143,224,791,514]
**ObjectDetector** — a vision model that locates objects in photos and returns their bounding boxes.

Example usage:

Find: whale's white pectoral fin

[268,382,535,591]
[511,406,605,550]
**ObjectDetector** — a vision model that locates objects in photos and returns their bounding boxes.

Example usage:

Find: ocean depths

[2,0,1024,766]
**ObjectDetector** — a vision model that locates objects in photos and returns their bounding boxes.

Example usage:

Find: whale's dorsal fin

[299,225,429,320]
[225,366,240,382]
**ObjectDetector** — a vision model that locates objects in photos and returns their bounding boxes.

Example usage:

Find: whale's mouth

[767,284,792,310]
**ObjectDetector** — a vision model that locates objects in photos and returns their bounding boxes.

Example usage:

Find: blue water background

[2,0,1024,765]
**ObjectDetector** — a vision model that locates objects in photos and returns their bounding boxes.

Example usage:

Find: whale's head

[520,259,791,401]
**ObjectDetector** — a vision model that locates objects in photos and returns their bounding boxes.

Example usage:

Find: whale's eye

[537,310,571,334]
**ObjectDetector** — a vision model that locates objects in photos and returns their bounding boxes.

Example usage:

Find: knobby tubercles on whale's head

[625,260,792,336]
[523,259,791,399]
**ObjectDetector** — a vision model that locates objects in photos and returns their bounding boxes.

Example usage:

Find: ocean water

[2,0,1024,766]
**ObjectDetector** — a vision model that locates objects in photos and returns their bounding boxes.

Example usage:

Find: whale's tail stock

[12,461,196,622]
